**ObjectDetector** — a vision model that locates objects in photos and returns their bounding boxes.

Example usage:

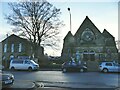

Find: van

[9,59,39,71]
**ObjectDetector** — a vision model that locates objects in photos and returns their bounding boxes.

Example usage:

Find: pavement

[2,69,120,90]
[2,79,120,90]
[2,80,35,90]
[35,81,119,88]
[34,81,120,90]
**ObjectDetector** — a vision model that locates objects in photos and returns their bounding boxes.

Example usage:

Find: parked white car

[9,59,39,71]
[99,61,120,73]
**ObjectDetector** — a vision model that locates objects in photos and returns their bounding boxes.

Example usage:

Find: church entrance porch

[83,51,95,61]
[82,51,99,71]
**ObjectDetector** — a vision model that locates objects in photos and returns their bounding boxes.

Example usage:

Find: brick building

[2,34,44,68]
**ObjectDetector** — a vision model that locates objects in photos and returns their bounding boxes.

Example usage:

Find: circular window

[81,28,95,42]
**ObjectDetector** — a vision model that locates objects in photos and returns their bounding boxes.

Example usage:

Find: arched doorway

[83,51,99,71]
[83,51,95,61]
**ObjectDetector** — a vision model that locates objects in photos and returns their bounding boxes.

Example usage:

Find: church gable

[64,31,73,41]
[74,16,101,38]
[74,16,104,46]
[63,31,75,46]
[102,29,114,39]
[102,29,116,46]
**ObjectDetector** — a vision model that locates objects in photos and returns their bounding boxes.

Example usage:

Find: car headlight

[33,65,38,67]
[11,75,14,79]
[7,77,10,80]
[9,74,14,80]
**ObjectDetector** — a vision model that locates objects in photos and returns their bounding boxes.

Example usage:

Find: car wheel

[11,67,15,71]
[28,67,32,71]
[62,68,67,73]
[80,68,84,72]
[103,68,108,73]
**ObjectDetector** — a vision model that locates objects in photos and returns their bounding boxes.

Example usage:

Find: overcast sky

[0,0,119,56]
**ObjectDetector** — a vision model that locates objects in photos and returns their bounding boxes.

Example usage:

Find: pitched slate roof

[2,34,29,43]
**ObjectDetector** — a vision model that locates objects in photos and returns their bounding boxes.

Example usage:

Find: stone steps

[86,61,99,71]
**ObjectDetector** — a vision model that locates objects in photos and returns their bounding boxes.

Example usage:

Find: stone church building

[61,16,118,69]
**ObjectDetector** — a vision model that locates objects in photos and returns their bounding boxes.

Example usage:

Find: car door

[18,60,25,70]
[105,63,114,72]
[14,60,23,70]
[23,60,31,70]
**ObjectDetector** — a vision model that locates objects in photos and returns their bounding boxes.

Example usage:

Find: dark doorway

[83,54,89,61]
[83,52,95,61]
[90,54,95,61]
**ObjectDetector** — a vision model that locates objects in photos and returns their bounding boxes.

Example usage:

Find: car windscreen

[113,63,120,66]
[30,60,37,64]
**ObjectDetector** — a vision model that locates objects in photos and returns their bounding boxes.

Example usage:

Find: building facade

[2,34,44,68]
[61,16,118,64]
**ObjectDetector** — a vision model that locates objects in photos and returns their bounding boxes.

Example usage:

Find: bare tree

[5,0,63,51]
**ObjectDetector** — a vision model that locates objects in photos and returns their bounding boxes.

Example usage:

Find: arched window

[11,44,14,52]
[19,43,22,52]
[4,44,7,53]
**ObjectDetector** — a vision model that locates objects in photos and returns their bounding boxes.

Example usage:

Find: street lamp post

[68,8,72,32]
[67,8,72,61]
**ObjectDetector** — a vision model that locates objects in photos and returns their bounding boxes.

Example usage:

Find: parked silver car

[99,61,120,73]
